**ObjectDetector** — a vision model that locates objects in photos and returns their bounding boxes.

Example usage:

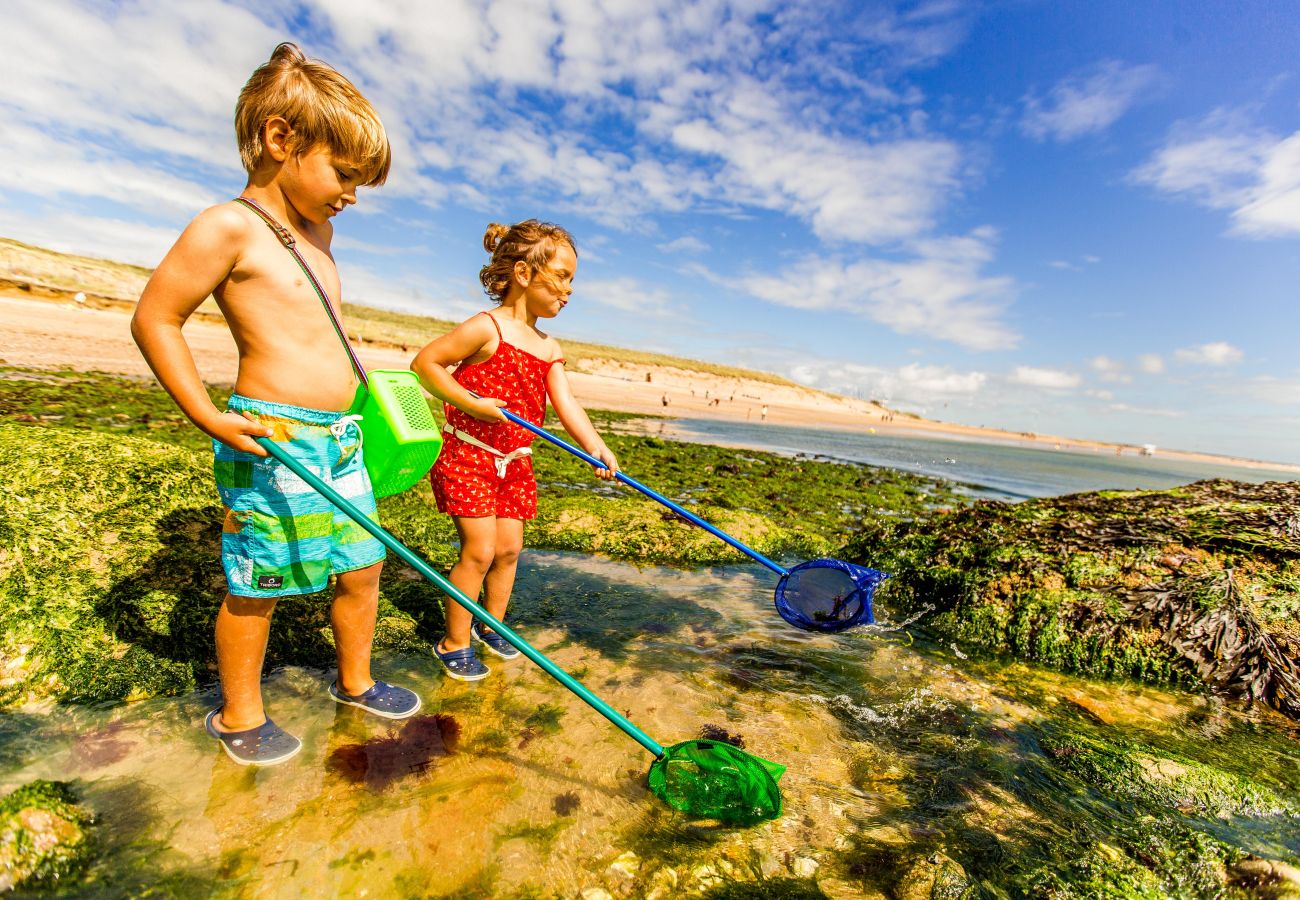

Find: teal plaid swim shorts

[214,393,385,598]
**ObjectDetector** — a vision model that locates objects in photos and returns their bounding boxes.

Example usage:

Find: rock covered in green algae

[0,780,94,891]
[1041,729,1298,818]
[844,479,1300,718]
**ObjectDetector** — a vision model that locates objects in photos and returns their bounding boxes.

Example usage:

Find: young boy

[132,43,419,766]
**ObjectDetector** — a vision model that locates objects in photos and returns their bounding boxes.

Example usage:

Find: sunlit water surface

[2,551,1297,897]
[641,418,1300,500]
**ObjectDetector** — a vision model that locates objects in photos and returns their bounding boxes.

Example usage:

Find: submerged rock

[0,780,94,891]
[845,479,1300,719]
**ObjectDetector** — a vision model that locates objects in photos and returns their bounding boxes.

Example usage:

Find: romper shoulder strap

[481,311,503,339]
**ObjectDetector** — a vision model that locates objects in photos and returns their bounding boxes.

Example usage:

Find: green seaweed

[0,367,959,708]
[0,780,95,891]
[844,480,1300,717]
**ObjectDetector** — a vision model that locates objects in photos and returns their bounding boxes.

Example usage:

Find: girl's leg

[213,593,278,731]
[481,517,525,628]
[331,560,383,696]
[441,515,497,652]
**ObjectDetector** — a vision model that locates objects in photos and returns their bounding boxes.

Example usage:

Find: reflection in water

[1,549,1297,896]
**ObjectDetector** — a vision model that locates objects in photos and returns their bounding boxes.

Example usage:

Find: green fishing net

[647,740,785,823]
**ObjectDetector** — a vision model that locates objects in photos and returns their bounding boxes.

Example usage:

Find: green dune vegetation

[0,367,955,707]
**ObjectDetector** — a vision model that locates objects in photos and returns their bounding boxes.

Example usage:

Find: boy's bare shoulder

[187,201,256,240]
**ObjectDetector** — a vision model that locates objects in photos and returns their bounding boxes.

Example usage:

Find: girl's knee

[493,542,522,566]
[458,543,497,574]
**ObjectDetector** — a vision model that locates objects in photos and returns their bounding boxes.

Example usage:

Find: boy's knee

[223,594,278,618]
[335,561,383,595]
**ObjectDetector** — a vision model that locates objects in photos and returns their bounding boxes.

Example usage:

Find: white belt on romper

[442,423,532,478]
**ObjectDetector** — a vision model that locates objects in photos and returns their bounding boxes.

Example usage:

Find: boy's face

[282,143,365,226]
[521,243,577,319]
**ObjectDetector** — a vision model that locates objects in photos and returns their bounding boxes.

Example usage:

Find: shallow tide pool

[3,550,1298,897]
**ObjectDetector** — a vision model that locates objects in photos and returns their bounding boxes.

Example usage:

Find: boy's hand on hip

[466,396,508,422]
[208,411,275,456]
[592,446,619,481]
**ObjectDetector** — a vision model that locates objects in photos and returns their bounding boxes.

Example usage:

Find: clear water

[3,551,1297,897]
[644,418,1300,500]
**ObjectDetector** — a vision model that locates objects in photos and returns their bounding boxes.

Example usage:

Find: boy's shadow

[96,506,337,696]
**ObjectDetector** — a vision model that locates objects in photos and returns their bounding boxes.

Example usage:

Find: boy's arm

[545,359,619,481]
[130,206,273,455]
[410,316,507,422]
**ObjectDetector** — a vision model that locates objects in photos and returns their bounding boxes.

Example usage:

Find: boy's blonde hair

[235,42,390,186]
[480,220,577,302]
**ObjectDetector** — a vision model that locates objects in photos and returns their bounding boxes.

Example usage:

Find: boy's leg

[331,560,383,696]
[441,515,497,652]
[481,517,525,625]
[213,592,278,731]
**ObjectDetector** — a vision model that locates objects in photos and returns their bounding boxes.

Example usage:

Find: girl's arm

[131,205,274,455]
[546,361,619,481]
[411,316,506,422]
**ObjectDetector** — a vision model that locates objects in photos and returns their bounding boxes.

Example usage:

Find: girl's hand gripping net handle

[493,405,788,577]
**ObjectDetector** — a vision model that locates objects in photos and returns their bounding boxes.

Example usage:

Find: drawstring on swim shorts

[442,423,532,478]
[330,414,365,466]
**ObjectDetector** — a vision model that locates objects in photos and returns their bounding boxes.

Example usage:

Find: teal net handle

[254,436,664,759]
[486,401,788,576]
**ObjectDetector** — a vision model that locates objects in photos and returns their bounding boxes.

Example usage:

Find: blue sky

[3,1,1299,463]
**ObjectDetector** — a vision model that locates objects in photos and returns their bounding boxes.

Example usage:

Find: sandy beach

[3,291,1296,474]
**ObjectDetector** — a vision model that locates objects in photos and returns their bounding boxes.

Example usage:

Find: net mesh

[646,740,785,823]
[774,559,888,632]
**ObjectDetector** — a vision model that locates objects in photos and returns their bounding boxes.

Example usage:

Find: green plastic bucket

[349,369,442,497]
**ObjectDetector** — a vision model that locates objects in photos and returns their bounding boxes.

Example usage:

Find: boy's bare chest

[216,244,348,354]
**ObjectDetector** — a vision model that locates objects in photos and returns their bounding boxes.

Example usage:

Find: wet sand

[3,292,1295,474]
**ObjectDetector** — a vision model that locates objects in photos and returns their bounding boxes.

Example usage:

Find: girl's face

[518,242,577,319]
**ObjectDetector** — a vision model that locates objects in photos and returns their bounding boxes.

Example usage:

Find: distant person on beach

[761,404,768,421]
[131,43,420,766]
[662,393,669,407]
[412,220,619,681]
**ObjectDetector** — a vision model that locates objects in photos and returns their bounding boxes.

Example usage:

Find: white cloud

[1022,60,1160,142]
[1008,366,1081,390]
[786,359,987,405]
[657,236,710,254]
[1240,375,1300,405]
[0,1,982,249]
[0,207,180,268]
[1137,353,1165,374]
[1089,355,1130,383]
[1133,111,1300,238]
[578,277,681,318]
[1174,341,1242,366]
[1106,402,1184,418]
[741,227,1018,351]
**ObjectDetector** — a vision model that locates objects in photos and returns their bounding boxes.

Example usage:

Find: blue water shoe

[434,642,490,681]
[329,680,422,719]
[473,621,522,660]
[205,709,302,766]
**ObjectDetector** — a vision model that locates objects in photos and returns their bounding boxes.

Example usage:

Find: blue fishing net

[774,559,888,632]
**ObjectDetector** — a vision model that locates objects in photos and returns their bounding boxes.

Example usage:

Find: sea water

[647,418,1299,500]
[2,551,1297,896]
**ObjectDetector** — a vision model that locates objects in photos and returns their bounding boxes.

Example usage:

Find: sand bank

[3,292,1296,474]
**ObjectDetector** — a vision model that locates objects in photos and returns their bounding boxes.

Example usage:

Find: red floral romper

[430,312,562,519]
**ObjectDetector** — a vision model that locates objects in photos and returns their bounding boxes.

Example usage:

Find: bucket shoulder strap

[233,196,368,388]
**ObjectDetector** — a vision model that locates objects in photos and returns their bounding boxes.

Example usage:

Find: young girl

[412,220,619,680]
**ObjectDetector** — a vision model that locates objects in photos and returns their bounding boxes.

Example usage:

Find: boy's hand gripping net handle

[492,406,789,577]
[253,436,664,759]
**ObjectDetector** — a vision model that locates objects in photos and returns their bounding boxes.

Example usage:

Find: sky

[3,0,1300,464]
